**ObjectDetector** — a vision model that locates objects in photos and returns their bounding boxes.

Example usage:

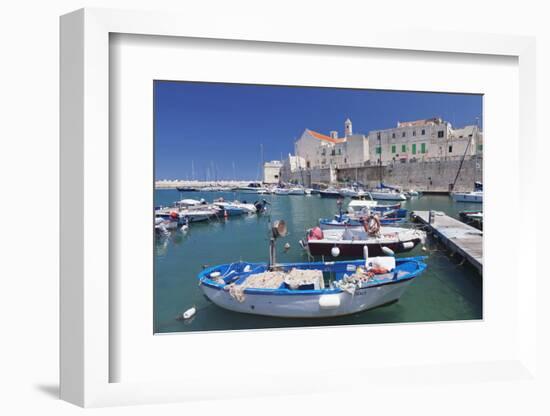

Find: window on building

[331,149,335,156]
[274,175,279,179]
[321,149,326,156]
[413,130,416,136]
[338,148,342,155]
[392,133,396,139]
[448,145,453,153]
[306,161,310,168]
[376,147,381,154]
[391,145,396,153]
[478,144,483,151]
[412,143,416,155]
[421,143,426,153]
[402,131,406,137]
[344,158,347,163]
[421,129,425,135]
[438,130,444,138]
[401,144,406,153]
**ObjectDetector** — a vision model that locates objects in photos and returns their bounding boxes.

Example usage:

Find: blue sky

[154,81,482,180]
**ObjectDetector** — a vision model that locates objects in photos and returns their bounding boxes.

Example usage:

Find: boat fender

[402,241,414,250]
[182,307,196,320]
[243,265,251,272]
[331,246,340,257]
[170,211,178,219]
[381,246,395,256]
[319,295,341,310]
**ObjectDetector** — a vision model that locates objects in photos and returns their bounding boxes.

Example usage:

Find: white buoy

[331,246,340,257]
[381,246,395,256]
[421,246,427,252]
[183,307,196,320]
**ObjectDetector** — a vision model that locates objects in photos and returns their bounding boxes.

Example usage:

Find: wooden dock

[411,211,483,274]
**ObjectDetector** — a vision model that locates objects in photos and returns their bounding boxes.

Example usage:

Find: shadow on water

[154,190,483,333]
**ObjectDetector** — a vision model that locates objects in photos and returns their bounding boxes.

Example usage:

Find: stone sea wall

[336,157,483,192]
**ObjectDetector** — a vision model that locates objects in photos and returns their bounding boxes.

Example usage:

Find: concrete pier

[411,210,483,274]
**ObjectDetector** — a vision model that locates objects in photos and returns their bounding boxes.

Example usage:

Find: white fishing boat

[197,220,428,318]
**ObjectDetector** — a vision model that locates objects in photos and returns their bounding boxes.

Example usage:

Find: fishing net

[226,269,323,303]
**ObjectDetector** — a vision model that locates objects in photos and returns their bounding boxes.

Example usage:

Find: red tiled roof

[306,129,346,144]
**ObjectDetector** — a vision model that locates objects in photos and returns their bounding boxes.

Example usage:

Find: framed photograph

[60,8,538,407]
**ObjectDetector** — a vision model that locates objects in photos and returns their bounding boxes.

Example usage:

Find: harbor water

[154,190,482,333]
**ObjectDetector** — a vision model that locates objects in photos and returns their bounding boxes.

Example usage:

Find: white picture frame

[60,8,538,407]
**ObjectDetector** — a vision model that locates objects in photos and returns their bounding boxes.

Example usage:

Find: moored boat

[319,187,341,198]
[451,191,483,203]
[303,226,426,257]
[198,256,427,318]
[368,189,407,201]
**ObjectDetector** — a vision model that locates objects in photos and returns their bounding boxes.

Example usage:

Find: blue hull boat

[198,256,427,318]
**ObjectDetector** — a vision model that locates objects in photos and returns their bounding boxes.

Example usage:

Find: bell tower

[344,118,353,136]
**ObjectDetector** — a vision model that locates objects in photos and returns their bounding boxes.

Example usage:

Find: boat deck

[411,210,482,274]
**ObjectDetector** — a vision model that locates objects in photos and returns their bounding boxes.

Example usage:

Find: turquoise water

[154,190,482,333]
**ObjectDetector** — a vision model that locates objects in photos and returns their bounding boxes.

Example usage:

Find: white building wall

[263,161,282,184]
[368,120,480,164]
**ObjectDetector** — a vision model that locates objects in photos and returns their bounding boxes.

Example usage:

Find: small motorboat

[235,182,268,194]
[288,187,306,195]
[175,198,205,207]
[213,202,246,217]
[319,187,341,198]
[339,187,359,197]
[347,199,378,213]
[368,189,407,201]
[198,255,427,318]
[405,189,421,197]
[176,186,197,192]
[451,182,483,203]
[303,225,426,257]
[451,191,483,203]
[274,187,291,195]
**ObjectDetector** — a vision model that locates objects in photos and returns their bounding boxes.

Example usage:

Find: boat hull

[306,238,423,257]
[369,192,407,201]
[452,193,483,203]
[319,192,341,198]
[200,278,414,318]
